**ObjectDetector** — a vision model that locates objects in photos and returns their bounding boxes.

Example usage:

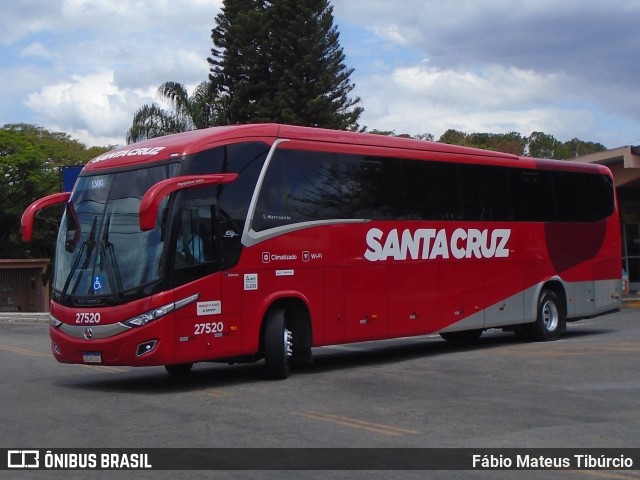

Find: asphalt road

[0,306,639,480]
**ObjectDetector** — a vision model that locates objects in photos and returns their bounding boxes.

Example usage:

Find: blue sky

[1,0,639,149]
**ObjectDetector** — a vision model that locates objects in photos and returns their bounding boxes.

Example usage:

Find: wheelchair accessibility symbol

[93,275,105,291]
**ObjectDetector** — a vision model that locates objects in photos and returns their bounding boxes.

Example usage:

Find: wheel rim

[284,328,293,358]
[541,300,559,332]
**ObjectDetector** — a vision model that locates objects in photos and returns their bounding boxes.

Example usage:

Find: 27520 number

[194,322,224,335]
[75,312,101,324]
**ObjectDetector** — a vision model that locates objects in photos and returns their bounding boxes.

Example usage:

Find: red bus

[22,124,622,378]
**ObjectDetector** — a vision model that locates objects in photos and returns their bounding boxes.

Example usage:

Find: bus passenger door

[343,266,388,342]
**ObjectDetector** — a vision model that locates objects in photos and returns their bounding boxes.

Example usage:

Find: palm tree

[126,81,221,144]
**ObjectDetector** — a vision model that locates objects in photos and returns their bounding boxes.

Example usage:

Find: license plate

[83,352,102,364]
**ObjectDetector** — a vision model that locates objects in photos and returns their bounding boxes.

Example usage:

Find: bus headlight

[49,314,62,328]
[123,293,199,327]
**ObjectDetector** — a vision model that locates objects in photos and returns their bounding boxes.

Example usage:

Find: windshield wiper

[99,216,124,302]
[60,216,97,303]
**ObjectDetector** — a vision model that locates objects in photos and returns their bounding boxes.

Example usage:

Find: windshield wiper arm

[99,218,124,301]
[60,216,97,303]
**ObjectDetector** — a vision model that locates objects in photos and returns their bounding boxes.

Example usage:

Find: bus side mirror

[21,192,71,242]
[138,174,238,231]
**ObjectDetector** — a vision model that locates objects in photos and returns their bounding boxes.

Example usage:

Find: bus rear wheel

[264,308,293,379]
[527,289,565,341]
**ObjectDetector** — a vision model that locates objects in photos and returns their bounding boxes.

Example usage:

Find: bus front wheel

[264,308,293,379]
[528,289,565,341]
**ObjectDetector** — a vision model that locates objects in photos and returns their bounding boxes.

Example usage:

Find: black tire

[264,308,292,379]
[165,363,193,375]
[527,289,565,341]
[439,329,483,343]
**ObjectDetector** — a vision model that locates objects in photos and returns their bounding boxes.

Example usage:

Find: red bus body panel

[43,124,621,368]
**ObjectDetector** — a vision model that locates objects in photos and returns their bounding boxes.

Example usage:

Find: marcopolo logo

[364,227,511,262]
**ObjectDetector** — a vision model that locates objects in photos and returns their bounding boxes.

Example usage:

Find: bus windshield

[53,163,180,304]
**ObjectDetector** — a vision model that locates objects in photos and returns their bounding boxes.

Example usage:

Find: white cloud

[355,61,597,141]
[25,71,148,146]
[371,24,418,47]
[389,64,565,110]
[0,1,61,45]
[1,0,221,145]
[335,0,640,146]
[2,0,640,148]
[19,42,57,61]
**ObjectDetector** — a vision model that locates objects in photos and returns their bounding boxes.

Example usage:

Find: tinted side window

[458,164,512,221]
[552,171,614,222]
[169,187,219,287]
[404,161,462,220]
[215,142,270,262]
[509,169,556,221]
[252,147,613,231]
[553,171,588,222]
[185,142,269,267]
[186,142,269,225]
[253,150,407,231]
[585,174,614,221]
[340,155,405,219]
[253,150,343,231]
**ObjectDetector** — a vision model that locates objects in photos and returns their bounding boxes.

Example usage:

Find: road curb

[0,313,49,324]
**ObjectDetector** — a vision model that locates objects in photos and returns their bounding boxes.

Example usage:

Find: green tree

[438,129,604,159]
[127,81,219,144]
[413,133,435,142]
[208,0,269,124]
[527,131,560,159]
[440,131,525,154]
[208,0,362,129]
[526,132,606,159]
[487,132,525,155]
[368,129,397,136]
[0,124,108,260]
[556,138,606,159]
[438,129,466,146]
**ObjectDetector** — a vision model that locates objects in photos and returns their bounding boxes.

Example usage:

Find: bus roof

[83,123,611,176]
